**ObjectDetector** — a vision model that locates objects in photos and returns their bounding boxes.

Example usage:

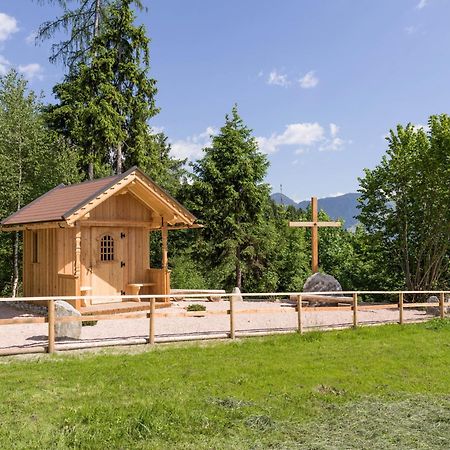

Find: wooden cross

[289,197,341,273]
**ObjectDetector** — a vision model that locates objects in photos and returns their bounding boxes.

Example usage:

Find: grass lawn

[0,320,449,449]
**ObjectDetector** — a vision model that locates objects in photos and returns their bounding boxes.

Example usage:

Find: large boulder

[302,273,344,306]
[54,300,82,340]
[303,272,342,293]
[231,287,243,302]
[425,295,448,316]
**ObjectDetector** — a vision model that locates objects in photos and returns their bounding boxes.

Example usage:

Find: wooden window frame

[31,231,39,264]
[100,234,115,262]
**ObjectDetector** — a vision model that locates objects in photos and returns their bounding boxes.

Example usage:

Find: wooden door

[90,227,128,303]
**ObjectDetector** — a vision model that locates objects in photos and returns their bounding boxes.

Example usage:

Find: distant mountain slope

[271,192,360,229]
[270,193,298,208]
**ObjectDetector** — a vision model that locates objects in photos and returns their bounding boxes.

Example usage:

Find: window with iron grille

[100,235,114,261]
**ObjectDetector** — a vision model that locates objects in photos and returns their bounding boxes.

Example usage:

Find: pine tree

[189,105,271,290]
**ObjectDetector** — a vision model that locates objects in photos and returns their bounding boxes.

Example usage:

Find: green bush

[170,255,207,289]
[186,303,206,312]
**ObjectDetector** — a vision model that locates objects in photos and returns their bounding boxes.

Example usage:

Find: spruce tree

[190,105,271,290]
[46,0,158,179]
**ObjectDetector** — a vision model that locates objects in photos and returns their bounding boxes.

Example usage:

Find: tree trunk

[12,162,22,298]
[235,246,242,289]
[11,231,20,298]
[88,162,94,180]
[116,142,123,174]
[94,0,101,37]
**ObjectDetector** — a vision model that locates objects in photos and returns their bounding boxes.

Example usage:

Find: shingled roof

[1,167,196,228]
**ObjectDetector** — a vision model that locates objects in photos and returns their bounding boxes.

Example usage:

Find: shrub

[186,304,206,312]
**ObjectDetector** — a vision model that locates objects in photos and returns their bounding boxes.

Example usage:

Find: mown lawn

[1,320,450,449]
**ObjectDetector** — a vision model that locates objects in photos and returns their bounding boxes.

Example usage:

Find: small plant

[186,303,206,312]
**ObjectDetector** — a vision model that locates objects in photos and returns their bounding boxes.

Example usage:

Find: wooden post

[399,292,404,325]
[352,292,358,328]
[161,219,168,270]
[47,300,55,354]
[297,294,303,334]
[161,219,169,303]
[311,197,319,273]
[148,297,155,345]
[74,224,81,278]
[229,295,235,339]
[439,292,445,319]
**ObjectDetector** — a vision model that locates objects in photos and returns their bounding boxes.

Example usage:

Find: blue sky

[0,0,449,201]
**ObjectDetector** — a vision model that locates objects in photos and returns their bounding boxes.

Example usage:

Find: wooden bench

[127,283,156,301]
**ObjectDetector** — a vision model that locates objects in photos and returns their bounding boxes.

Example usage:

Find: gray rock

[303,272,344,306]
[54,300,82,340]
[303,272,342,293]
[426,296,442,316]
[231,287,243,302]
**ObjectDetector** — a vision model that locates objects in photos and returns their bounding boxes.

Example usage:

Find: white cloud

[170,126,216,160]
[0,13,18,42]
[257,122,325,154]
[330,123,339,137]
[18,63,44,80]
[416,0,428,9]
[319,137,345,152]
[151,125,165,134]
[267,69,290,87]
[299,70,319,89]
[258,122,349,154]
[328,192,345,198]
[0,55,10,75]
[25,31,36,45]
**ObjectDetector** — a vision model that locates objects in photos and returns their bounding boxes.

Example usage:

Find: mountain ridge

[271,192,360,229]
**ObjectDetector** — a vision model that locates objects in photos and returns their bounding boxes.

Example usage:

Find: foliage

[36,0,144,71]
[186,303,206,312]
[358,115,450,291]
[0,324,449,448]
[187,105,273,291]
[0,70,80,294]
[169,254,207,290]
[46,0,158,178]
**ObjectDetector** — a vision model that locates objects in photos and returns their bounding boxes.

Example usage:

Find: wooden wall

[23,227,80,308]
[89,192,153,222]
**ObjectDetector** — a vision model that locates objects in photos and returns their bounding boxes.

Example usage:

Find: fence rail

[0,291,448,356]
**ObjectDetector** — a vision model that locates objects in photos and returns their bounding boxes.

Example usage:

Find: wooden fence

[0,291,448,356]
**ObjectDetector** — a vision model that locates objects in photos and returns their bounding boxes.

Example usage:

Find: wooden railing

[0,291,448,356]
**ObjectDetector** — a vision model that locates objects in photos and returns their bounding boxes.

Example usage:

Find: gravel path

[0,300,431,354]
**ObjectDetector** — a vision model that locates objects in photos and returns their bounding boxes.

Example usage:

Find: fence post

[439,292,445,319]
[399,292,404,325]
[148,297,155,345]
[352,292,358,328]
[229,295,235,339]
[297,294,303,334]
[47,300,55,354]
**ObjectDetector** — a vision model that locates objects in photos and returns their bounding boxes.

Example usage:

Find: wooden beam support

[288,221,342,228]
[161,219,168,270]
[311,197,319,273]
[289,197,341,273]
[1,221,71,232]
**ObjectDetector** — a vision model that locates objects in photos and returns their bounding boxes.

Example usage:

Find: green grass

[1,320,450,449]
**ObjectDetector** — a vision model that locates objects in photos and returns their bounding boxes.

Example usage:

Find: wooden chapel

[0,167,199,310]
